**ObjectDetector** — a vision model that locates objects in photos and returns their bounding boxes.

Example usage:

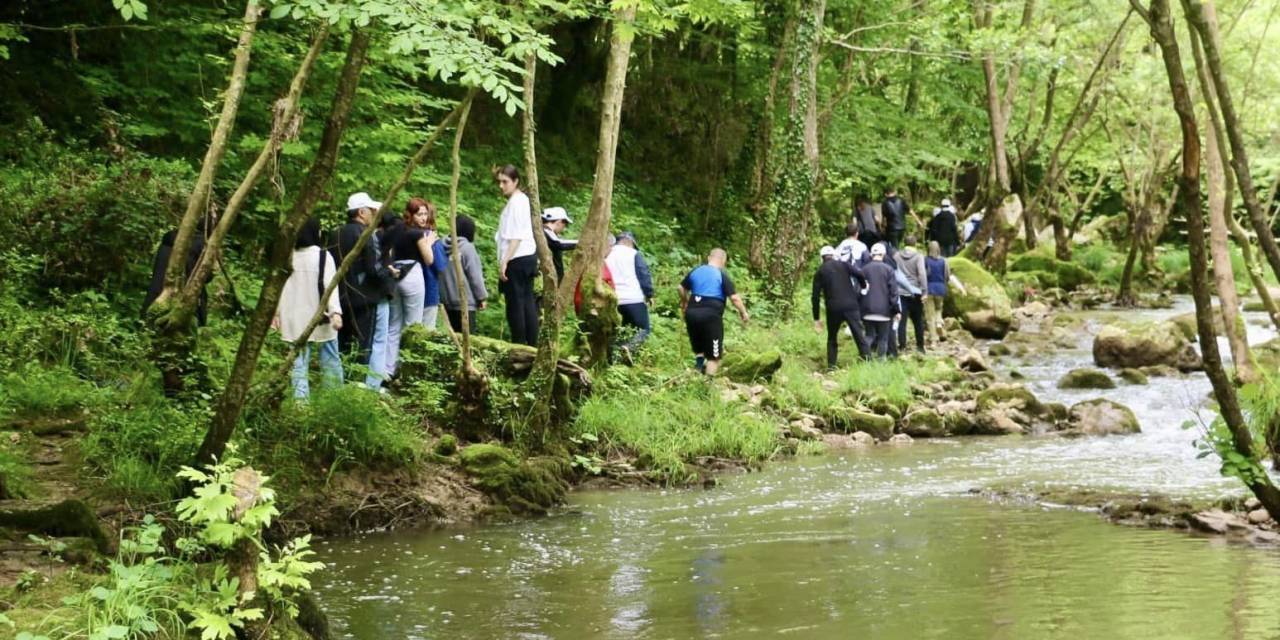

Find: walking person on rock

[679,249,749,375]
[812,245,870,369]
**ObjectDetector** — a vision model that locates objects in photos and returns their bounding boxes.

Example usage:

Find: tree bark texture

[196,31,370,468]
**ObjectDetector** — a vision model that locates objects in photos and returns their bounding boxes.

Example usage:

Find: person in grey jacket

[893,235,928,354]
[441,215,488,333]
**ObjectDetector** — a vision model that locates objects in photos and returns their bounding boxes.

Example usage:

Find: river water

[312,300,1280,639]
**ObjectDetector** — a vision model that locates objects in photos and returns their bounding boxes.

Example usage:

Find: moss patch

[943,258,1013,338]
[720,349,783,383]
[1057,368,1116,390]
[458,444,569,514]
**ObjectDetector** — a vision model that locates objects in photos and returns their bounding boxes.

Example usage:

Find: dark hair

[905,235,918,246]
[295,217,322,249]
[346,208,362,221]
[845,221,859,237]
[405,197,437,229]
[455,215,476,243]
[496,164,520,183]
[379,210,401,230]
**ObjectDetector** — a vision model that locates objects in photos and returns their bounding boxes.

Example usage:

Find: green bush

[0,365,99,422]
[269,387,423,471]
[81,387,206,501]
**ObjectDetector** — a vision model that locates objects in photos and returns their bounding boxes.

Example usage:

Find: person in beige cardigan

[275,218,344,399]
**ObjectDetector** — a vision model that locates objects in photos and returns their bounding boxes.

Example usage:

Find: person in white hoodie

[604,231,655,360]
[275,217,343,399]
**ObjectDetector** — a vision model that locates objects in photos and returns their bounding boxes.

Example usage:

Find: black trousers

[897,295,926,352]
[866,320,894,358]
[886,228,905,247]
[339,300,376,364]
[825,306,869,368]
[501,254,540,346]
[446,308,478,334]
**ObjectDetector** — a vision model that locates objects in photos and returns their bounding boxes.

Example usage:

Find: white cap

[346,192,382,211]
[819,245,835,258]
[870,243,887,257]
[542,207,572,223]
[941,198,952,207]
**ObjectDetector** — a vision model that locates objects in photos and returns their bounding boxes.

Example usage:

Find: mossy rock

[943,258,1013,338]
[901,409,946,438]
[1244,300,1268,312]
[1118,368,1149,385]
[1092,321,1201,371]
[1009,252,1058,273]
[1255,338,1280,371]
[1054,261,1096,291]
[720,349,783,383]
[976,383,1044,415]
[1068,398,1140,435]
[988,343,1013,357]
[0,500,110,554]
[458,444,568,514]
[1057,368,1116,390]
[433,434,459,457]
[824,406,894,440]
[1169,309,1244,342]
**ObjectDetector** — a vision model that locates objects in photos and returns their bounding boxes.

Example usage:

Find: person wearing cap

[812,245,870,369]
[604,231,655,361]
[679,249,749,375]
[494,165,539,346]
[859,243,900,358]
[334,191,399,389]
[541,207,578,281]
[441,215,488,333]
[927,198,961,257]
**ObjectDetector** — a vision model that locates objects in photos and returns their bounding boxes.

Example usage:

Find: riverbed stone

[1248,508,1272,525]
[821,431,875,450]
[936,400,979,435]
[944,258,1013,339]
[1068,398,1140,436]
[888,433,914,445]
[976,383,1044,415]
[1092,321,1202,371]
[901,409,946,438]
[824,406,894,440]
[1118,368,1149,385]
[788,417,823,441]
[988,343,1012,357]
[1189,509,1251,534]
[1057,368,1116,390]
[1011,301,1054,334]
[958,348,989,372]
[1169,309,1244,342]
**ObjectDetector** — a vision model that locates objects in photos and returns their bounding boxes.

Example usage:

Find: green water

[312,302,1280,639]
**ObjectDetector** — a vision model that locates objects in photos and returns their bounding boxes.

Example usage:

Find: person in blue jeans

[275,218,344,399]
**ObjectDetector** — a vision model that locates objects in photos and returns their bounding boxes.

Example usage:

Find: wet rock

[1068,399,1140,436]
[1139,364,1180,378]
[1169,308,1243,342]
[958,348,989,372]
[1118,368,1149,385]
[1057,368,1116,390]
[720,349,783,383]
[788,417,823,441]
[1189,509,1250,534]
[824,406,894,440]
[976,383,1044,415]
[458,444,568,514]
[1248,508,1272,525]
[821,431,875,450]
[1092,321,1202,371]
[988,343,1012,357]
[901,409,946,438]
[944,258,1013,338]
[936,400,979,435]
[888,433,914,445]
[1011,301,1054,334]
[1008,370,1025,380]
[1246,497,1262,510]
[974,407,1027,435]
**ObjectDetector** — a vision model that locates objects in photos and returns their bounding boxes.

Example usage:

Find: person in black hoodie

[333,192,399,367]
[881,189,911,247]
[859,243,900,358]
[812,246,870,369]
[926,198,961,257]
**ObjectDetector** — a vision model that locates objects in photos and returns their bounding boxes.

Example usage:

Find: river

[311,299,1280,639]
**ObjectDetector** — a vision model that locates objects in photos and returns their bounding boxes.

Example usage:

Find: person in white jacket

[275,217,344,399]
[604,231,655,361]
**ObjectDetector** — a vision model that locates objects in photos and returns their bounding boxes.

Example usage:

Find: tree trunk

[147,0,261,395]
[1138,0,1280,517]
[445,95,488,430]
[762,0,825,313]
[1117,210,1141,306]
[745,10,794,273]
[195,31,370,468]
[1182,0,1280,296]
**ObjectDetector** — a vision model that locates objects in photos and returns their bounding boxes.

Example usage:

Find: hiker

[881,188,911,247]
[604,231,655,360]
[679,248,749,375]
[275,217,343,399]
[494,165,539,346]
[927,198,961,257]
[894,235,928,354]
[142,215,211,326]
[962,210,983,245]
[334,192,399,390]
[541,207,578,281]
[835,221,869,266]
[440,214,488,334]
[855,198,880,247]
[860,243,900,358]
[382,198,445,380]
[925,240,967,344]
[812,245,870,369]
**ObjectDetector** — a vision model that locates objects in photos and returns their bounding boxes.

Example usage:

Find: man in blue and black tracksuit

[679,248,749,375]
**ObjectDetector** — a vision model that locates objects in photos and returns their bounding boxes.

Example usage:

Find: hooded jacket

[440,216,488,311]
[894,246,927,293]
[860,259,900,319]
[927,208,960,248]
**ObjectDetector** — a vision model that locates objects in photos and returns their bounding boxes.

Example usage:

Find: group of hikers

[812,189,968,370]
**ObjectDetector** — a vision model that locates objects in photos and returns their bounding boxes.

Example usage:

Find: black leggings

[446,308,478,334]
[897,295,926,352]
[825,306,869,368]
[502,254,540,346]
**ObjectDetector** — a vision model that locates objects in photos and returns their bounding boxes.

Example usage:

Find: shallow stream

[312,299,1280,639]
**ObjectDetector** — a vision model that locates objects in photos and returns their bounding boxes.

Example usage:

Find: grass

[0,365,99,422]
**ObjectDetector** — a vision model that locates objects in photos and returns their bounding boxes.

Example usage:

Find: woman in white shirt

[276,217,344,399]
[494,164,540,345]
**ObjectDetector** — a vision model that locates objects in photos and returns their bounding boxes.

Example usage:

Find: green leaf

[270,3,293,19]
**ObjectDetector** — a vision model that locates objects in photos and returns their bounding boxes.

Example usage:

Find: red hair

[405,197,437,229]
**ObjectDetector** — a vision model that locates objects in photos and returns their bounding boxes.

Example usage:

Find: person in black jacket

[142,216,211,326]
[881,189,911,247]
[541,207,578,280]
[860,243,901,358]
[812,246,870,369]
[926,198,961,257]
[333,192,399,367]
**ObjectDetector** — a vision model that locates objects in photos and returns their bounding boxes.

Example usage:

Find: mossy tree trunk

[196,31,370,468]
[744,5,794,272]
[1135,0,1280,517]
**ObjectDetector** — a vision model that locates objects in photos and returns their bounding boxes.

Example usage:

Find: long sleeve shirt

[812,259,867,320]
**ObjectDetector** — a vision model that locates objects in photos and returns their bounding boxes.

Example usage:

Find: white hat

[870,243,887,257]
[346,192,382,211]
[819,245,835,258]
[941,198,953,208]
[542,207,572,223]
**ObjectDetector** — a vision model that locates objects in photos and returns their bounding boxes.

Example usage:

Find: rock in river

[943,258,1013,339]
[1092,321,1202,371]
[1057,368,1116,390]
[1068,398,1140,436]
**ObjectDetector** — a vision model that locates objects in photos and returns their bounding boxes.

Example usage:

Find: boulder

[1007,253,1096,292]
[1189,509,1251,534]
[720,349,783,383]
[788,417,823,441]
[822,431,875,450]
[944,258,1013,338]
[459,444,569,514]
[976,383,1044,414]
[1092,321,1202,371]
[1068,398,1140,436]
[1169,309,1243,341]
[901,409,946,438]
[936,400,980,435]
[988,343,1013,357]
[824,406,894,441]
[958,348,989,372]
[973,383,1050,435]
[1118,368,1149,385]
[1248,508,1272,525]
[888,433,914,445]
[1011,301,1054,334]
[1057,368,1116,390]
